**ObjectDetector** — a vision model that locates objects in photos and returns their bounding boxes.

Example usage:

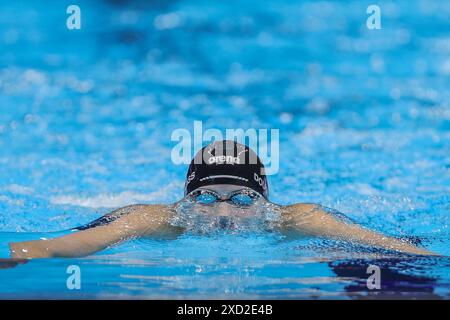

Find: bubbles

[154,12,182,30]
[279,112,293,124]
[170,200,281,235]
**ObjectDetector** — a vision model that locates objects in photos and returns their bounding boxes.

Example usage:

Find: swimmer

[8,140,436,259]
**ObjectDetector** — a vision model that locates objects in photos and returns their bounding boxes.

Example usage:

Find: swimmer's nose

[216,202,232,216]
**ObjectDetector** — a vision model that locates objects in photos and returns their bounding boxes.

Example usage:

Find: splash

[169,200,281,235]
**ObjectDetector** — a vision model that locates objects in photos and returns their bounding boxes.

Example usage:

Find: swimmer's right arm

[9,205,175,259]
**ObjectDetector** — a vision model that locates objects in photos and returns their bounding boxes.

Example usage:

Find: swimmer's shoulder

[280,203,321,216]
[279,203,354,225]
[125,203,172,212]
[133,204,176,218]
[111,204,176,221]
[75,203,174,231]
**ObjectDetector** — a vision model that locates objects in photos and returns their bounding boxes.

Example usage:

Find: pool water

[0,0,449,299]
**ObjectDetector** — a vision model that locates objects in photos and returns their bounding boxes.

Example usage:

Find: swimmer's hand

[281,203,438,256]
[9,205,176,259]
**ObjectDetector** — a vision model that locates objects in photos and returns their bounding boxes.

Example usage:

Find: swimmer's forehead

[196,184,248,194]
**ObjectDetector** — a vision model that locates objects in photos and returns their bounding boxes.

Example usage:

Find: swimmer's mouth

[217,216,236,230]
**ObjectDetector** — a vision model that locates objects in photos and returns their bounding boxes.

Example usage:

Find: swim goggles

[188,188,261,207]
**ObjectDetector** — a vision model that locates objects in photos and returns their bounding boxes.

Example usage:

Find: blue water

[0,0,449,299]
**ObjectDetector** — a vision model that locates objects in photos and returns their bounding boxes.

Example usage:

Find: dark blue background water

[0,0,449,298]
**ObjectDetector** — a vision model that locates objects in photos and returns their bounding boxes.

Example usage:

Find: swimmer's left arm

[281,203,437,256]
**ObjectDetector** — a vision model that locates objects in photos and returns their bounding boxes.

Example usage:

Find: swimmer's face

[185,184,266,217]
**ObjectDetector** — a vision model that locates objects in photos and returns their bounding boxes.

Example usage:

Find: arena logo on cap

[208,155,240,165]
[171,121,279,175]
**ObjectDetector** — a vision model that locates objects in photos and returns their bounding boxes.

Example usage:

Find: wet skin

[6,184,438,260]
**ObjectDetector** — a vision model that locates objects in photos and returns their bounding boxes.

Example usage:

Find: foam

[50,182,182,208]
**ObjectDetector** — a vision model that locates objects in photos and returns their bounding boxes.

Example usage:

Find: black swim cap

[184,140,269,199]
